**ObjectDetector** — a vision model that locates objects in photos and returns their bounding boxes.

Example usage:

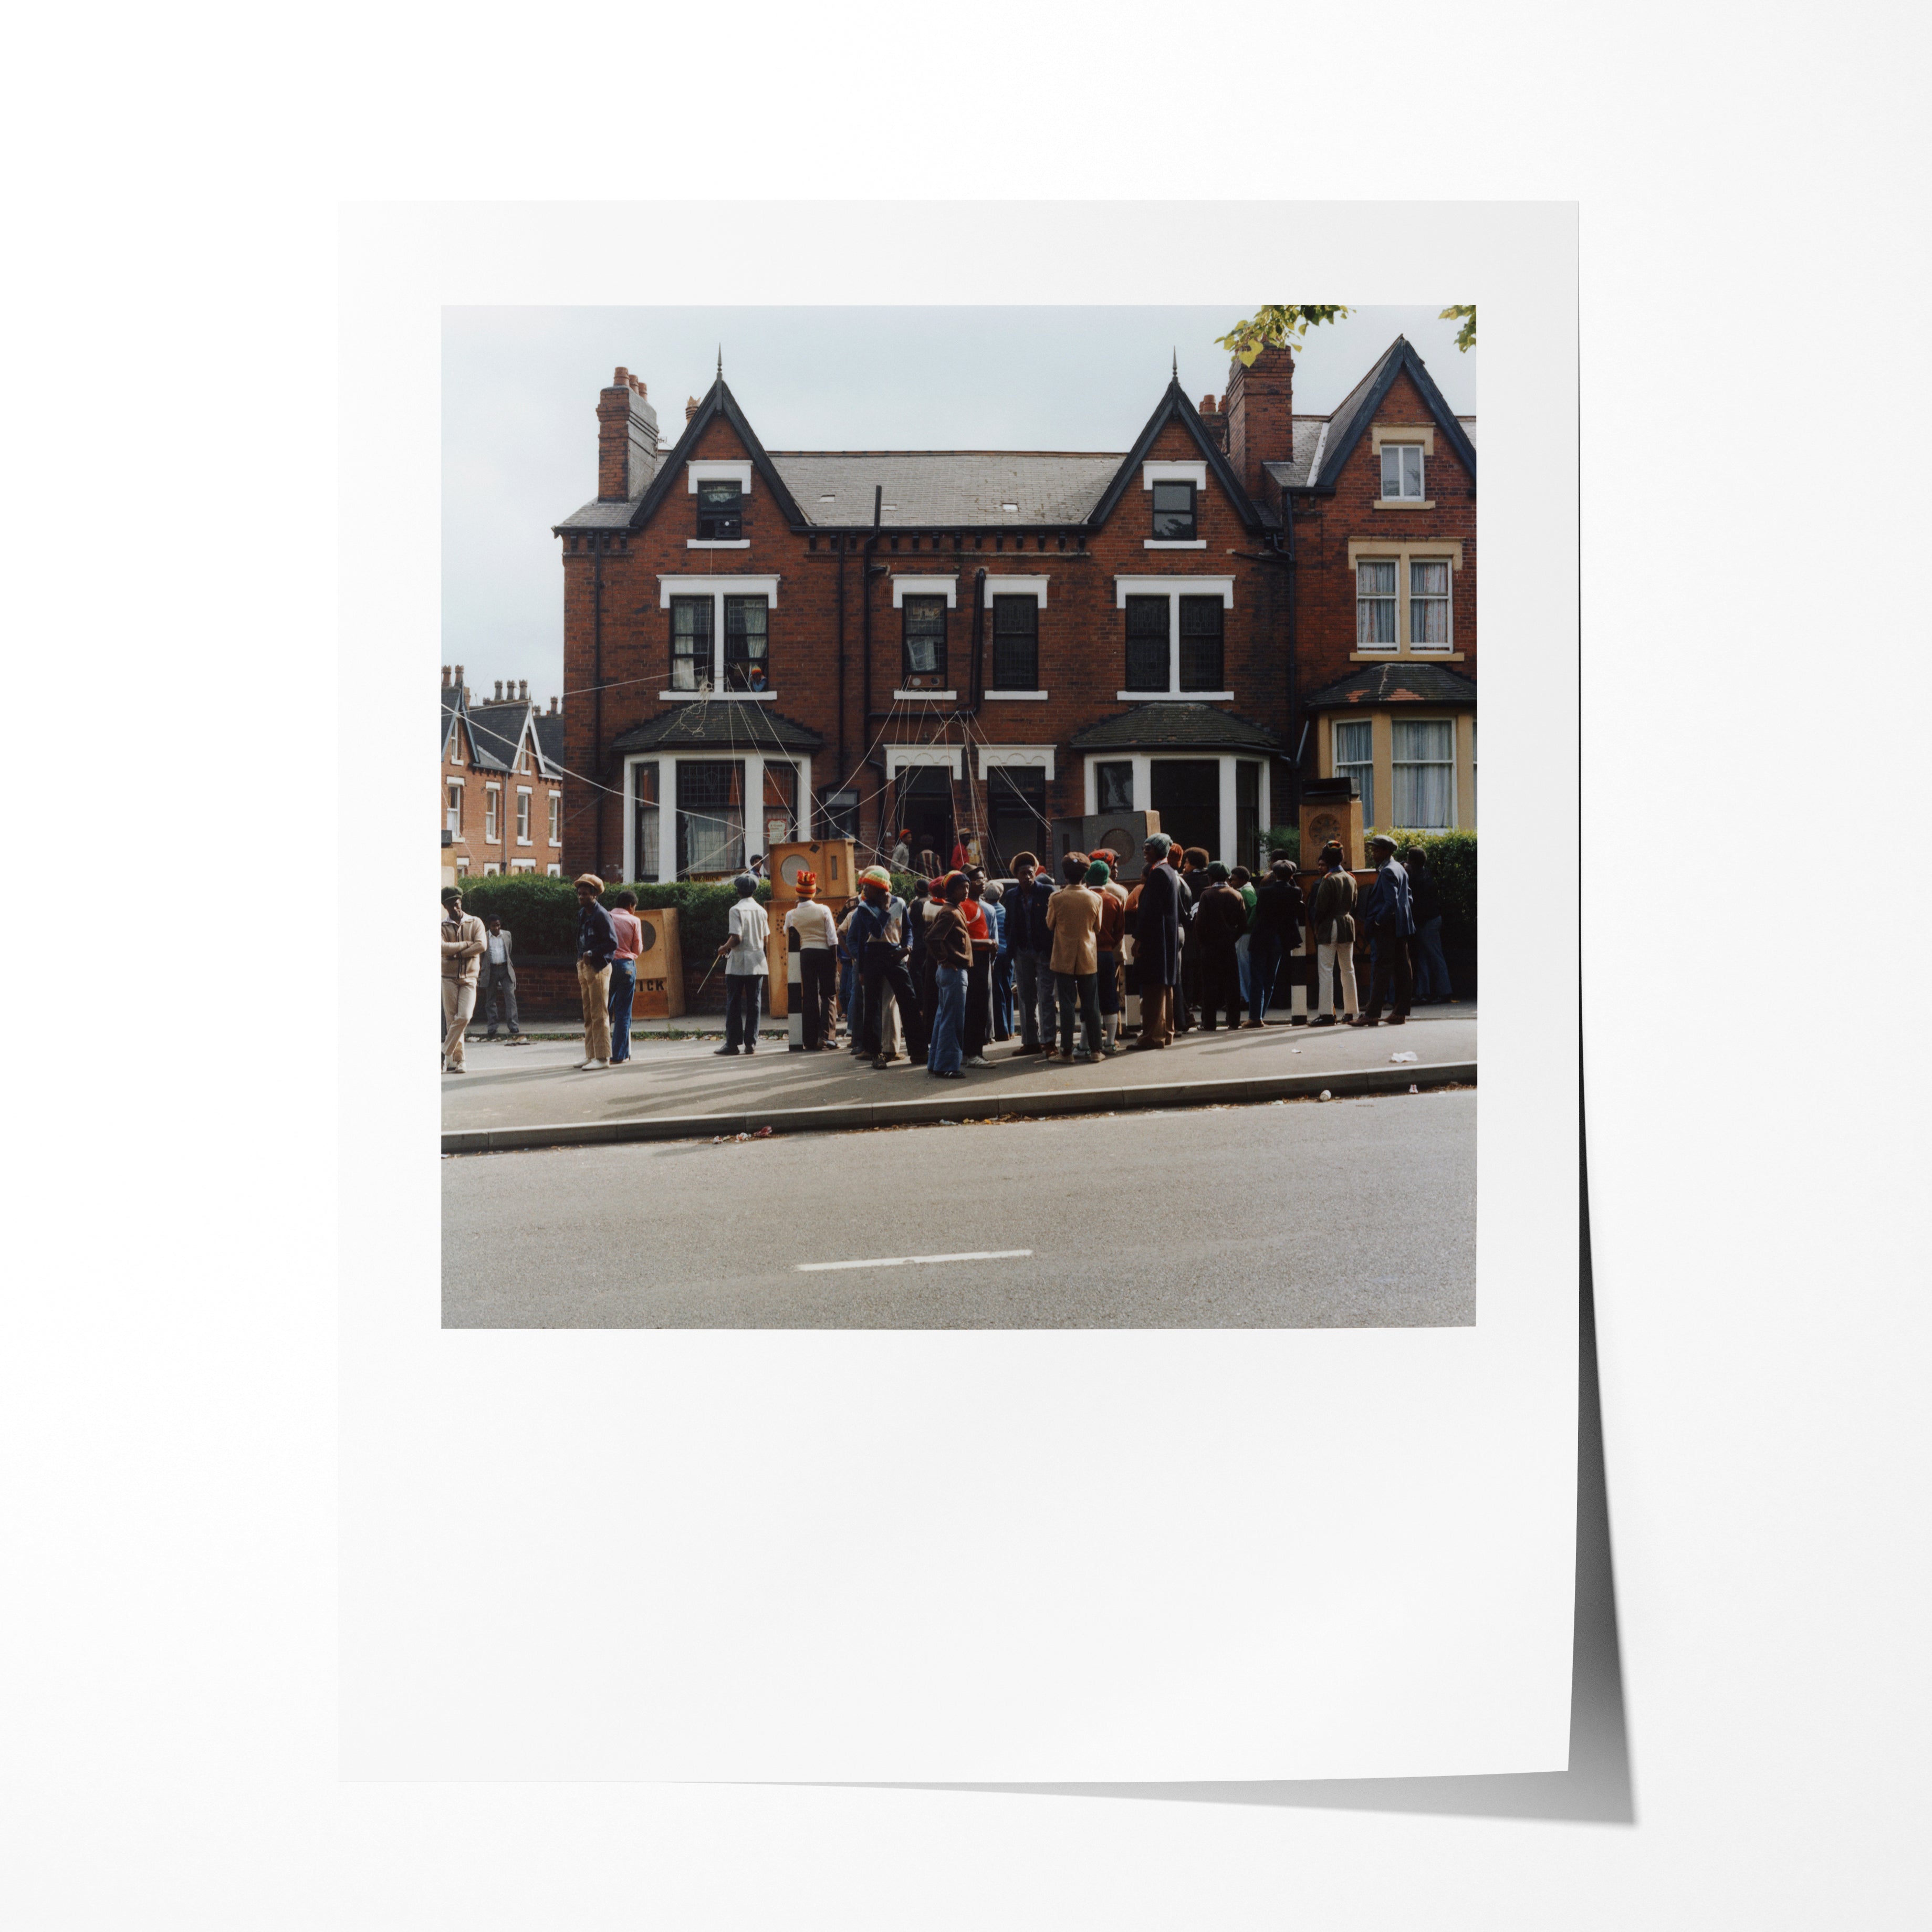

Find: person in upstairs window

[478,913,523,1042]
[440,886,486,1074]
[782,869,841,1051]
[572,874,617,1070]
[606,890,643,1065]
[713,872,769,1056]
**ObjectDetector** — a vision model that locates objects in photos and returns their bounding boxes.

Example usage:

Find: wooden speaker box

[630,905,685,1018]
[768,839,857,908]
[1300,780,1364,871]
[1050,810,1161,882]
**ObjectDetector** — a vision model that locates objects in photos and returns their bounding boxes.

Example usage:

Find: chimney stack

[442,665,451,687]
[548,696,559,716]
[454,664,464,688]
[1224,345,1294,505]
[1198,392,1228,455]
[493,680,504,702]
[597,364,661,502]
[685,395,701,423]
[518,679,528,702]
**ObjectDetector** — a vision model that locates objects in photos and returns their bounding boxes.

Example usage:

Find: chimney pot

[685,395,701,422]
[493,681,503,701]
[613,366,628,387]
[442,665,451,686]
[1201,394,1215,412]
[454,664,464,686]
[597,365,661,499]
[518,679,528,702]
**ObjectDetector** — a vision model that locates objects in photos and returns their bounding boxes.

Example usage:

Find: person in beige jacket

[1045,852,1105,1062]
[440,886,487,1072]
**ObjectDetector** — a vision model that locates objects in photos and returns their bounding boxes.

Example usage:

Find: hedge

[452,872,774,962]
[1383,829,1476,949]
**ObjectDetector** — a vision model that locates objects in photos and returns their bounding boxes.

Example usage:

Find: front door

[1148,759,1220,861]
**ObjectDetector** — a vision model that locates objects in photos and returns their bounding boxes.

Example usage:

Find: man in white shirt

[713,872,770,1056]
[479,915,523,1041]
[782,868,840,1051]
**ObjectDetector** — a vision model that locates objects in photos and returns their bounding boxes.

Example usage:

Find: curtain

[1410,560,1450,646]
[1392,720,1455,829]
[1334,719,1374,826]
[1357,560,1396,645]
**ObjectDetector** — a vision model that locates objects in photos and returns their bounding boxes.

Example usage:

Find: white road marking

[797,1249,1035,1273]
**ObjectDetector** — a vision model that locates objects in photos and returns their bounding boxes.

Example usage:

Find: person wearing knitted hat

[782,868,840,1051]
[1088,857,1126,1054]
[848,867,924,1068]
[712,871,769,1056]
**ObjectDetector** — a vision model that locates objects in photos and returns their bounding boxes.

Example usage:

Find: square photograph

[439,304,1477,1328]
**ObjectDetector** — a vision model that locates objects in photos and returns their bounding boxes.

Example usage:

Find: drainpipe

[592,532,606,865]
[835,537,846,782]
[862,484,883,719]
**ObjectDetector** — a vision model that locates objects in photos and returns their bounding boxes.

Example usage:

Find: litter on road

[1392,1051,1419,1063]
[797,1249,1035,1273]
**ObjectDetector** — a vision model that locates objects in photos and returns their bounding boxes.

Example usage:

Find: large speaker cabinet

[768,839,857,908]
[1049,810,1161,882]
[630,905,686,1018]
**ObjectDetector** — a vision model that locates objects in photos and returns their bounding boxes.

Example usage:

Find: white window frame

[890,574,959,608]
[657,576,781,698]
[1331,718,1376,827]
[975,745,1055,781]
[546,863,561,877]
[623,750,814,884]
[510,858,537,873]
[1377,441,1427,503]
[1346,542,1465,661]
[1391,715,1459,830]
[1112,576,1235,701]
[483,784,500,842]
[447,725,464,765]
[482,861,500,876]
[445,777,463,836]
[1143,463,1207,549]
[1407,556,1454,653]
[514,786,532,844]
[548,791,561,845]
[984,577,1049,695]
[1355,557,1400,653]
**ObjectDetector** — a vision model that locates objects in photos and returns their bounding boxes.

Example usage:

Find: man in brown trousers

[440,885,486,1073]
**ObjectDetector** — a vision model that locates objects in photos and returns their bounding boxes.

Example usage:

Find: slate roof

[532,711,565,775]
[440,683,464,754]
[610,702,823,754]
[767,452,1122,527]
[465,701,530,772]
[1262,417,1335,491]
[1068,705,1282,753]
[1300,663,1479,708]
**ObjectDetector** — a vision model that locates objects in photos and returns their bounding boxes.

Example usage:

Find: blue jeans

[1236,933,1251,1006]
[1013,949,1054,1048]
[927,965,966,1074]
[992,949,1014,1038]
[1412,915,1451,1000]
[607,960,636,1060]
[724,972,763,1049]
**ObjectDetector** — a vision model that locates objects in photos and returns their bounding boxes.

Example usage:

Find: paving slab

[442,1005,1476,1152]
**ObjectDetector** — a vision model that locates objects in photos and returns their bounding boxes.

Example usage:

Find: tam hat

[795,869,818,896]
[859,865,893,891]
[1085,859,1112,885]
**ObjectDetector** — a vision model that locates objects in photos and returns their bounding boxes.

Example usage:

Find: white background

[339,200,1577,1785]
[5,3,1925,1926]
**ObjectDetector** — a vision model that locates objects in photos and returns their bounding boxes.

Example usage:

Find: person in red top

[961,865,995,1068]
[606,889,645,1064]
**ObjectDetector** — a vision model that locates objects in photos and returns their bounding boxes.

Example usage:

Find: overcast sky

[442,305,1476,706]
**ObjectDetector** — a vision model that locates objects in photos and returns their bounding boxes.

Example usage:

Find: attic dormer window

[1151,480,1196,540]
[696,479,743,540]
[1380,443,1425,500]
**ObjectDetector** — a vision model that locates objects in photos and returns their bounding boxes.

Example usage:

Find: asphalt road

[442,1089,1476,1329]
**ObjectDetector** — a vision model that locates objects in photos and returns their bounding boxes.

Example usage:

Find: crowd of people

[437,831,1454,1077]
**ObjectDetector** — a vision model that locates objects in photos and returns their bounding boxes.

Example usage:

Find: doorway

[1148,759,1220,860]
[894,764,954,875]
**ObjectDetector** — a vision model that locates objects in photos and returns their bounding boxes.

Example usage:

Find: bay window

[1392,719,1456,829]
[1333,720,1374,828]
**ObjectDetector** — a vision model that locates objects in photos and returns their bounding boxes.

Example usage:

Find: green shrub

[1383,829,1476,948]
[454,872,775,960]
[1262,825,1301,862]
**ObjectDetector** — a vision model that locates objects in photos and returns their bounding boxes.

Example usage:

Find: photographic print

[438,303,1479,1329]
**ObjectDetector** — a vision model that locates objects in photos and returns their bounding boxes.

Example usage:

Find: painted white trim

[1112,576,1235,607]
[1370,424,1436,456]
[686,461,754,494]
[981,575,1050,608]
[658,690,777,702]
[884,746,964,778]
[1304,419,1330,482]
[657,575,781,604]
[983,689,1049,701]
[687,538,751,548]
[890,574,959,609]
[1141,459,1207,491]
[1143,539,1207,550]
[976,745,1056,780]
[893,689,957,702]
[1115,691,1237,703]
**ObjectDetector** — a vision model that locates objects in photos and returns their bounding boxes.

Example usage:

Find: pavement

[441,1003,1477,1151]
[442,1088,1477,1329]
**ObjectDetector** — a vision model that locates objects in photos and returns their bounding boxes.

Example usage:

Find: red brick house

[551,339,1474,882]
[440,667,567,877]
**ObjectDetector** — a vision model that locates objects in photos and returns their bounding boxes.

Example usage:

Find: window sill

[687,538,750,548]
[1371,499,1436,510]
[1115,691,1236,703]
[659,689,778,701]
[1348,651,1466,663]
[983,689,1049,701]
[1143,538,1206,549]
[894,688,957,701]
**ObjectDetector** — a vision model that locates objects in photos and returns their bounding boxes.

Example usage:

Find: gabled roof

[1068,705,1282,753]
[1301,662,1478,708]
[554,375,810,536]
[1294,336,1477,492]
[610,702,823,755]
[1084,379,1272,534]
[440,682,465,757]
[531,711,565,776]
[466,700,532,773]
[768,452,1121,527]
